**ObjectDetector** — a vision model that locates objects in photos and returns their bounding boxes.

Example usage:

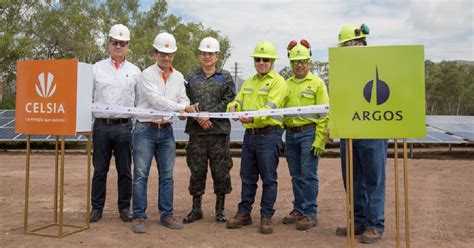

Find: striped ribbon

[92,103,329,119]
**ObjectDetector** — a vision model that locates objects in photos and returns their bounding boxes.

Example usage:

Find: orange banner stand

[16,58,93,237]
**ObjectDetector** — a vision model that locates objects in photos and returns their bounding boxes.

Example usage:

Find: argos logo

[363,67,390,105]
[352,66,403,121]
[25,72,65,114]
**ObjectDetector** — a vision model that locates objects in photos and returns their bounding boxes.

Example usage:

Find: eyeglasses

[291,60,309,65]
[200,51,217,57]
[254,58,271,63]
[110,39,128,47]
[155,51,175,58]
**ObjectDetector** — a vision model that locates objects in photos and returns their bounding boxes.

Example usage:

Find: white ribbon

[92,103,329,119]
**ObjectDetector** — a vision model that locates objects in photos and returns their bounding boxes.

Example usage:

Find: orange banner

[15,59,78,135]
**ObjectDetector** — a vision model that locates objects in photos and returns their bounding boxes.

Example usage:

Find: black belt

[287,123,316,132]
[140,121,171,129]
[246,126,281,135]
[96,118,130,125]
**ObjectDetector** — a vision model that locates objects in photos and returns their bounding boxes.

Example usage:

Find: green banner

[328,45,426,138]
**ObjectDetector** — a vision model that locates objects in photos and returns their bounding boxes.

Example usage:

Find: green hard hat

[251,40,278,59]
[289,43,311,61]
[338,23,370,45]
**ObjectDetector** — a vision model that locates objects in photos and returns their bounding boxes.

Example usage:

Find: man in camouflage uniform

[183,37,236,223]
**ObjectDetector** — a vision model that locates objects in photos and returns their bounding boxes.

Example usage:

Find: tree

[0,0,231,108]
[0,0,37,108]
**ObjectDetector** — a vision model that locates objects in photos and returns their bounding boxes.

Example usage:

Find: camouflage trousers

[186,134,233,196]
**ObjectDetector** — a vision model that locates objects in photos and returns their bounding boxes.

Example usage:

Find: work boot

[360,229,383,244]
[259,216,273,234]
[296,216,318,230]
[335,226,366,236]
[183,195,203,224]
[226,212,252,229]
[282,210,303,224]
[215,194,226,222]
[132,218,147,234]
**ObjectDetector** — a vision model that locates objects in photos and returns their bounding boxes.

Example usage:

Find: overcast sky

[143,0,473,78]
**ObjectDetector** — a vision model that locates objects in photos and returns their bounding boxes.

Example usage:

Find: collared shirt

[184,67,235,135]
[284,72,329,127]
[93,57,141,118]
[284,71,329,150]
[135,64,190,123]
[227,70,288,128]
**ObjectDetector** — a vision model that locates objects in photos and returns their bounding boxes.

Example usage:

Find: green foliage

[425,60,474,115]
[0,0,231,108]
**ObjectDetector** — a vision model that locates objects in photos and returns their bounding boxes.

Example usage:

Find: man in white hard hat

[131,32,198,234]
[90,24,141,223]
[182,37,235,224]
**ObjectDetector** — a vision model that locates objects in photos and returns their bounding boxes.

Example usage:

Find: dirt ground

[0,153,473,247]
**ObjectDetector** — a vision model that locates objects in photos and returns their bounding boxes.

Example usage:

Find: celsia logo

[35,72,57,98]
[352,66,403,121]
[25,72,65,114]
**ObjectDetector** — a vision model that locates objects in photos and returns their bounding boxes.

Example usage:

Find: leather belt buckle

[149,122,171,129]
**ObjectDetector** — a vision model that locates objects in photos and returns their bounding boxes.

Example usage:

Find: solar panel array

[1,110,472,143]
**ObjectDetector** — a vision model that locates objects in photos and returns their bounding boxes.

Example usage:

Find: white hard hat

[108,24,130,41]
[153,32,177,53]
[198,37,220,52]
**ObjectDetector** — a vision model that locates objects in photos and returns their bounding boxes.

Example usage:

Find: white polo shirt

[93,57,141,118]
[135,64,190,123]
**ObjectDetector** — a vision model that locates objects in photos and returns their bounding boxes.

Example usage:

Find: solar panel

[427,115,474,141]
[5,120,15,127]
[0,110,15,118]
[0,127,19,140]
[0,118,13,127]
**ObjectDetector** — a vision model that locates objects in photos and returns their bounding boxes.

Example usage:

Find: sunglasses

[291,60,309,65]
[110,39,128,47]
[254,58,271,63]
[155,51,175,58]
[200,51,217,57]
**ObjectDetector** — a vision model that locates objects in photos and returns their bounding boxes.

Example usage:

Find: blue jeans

[238,127,282,217]
[91,119,132,212]
[132,122,176,220]
[340,139,388,233]
[285,128,320,218]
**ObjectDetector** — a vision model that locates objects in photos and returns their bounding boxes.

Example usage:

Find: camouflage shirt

[185,67,236,135]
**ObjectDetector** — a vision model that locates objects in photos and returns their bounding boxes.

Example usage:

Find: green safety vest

[227,70,288,128]
[284,72,329,150]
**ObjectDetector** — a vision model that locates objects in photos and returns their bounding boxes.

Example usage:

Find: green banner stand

[329,45,426,247]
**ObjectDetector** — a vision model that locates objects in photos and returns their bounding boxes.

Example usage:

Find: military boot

[183,195,203,224]
[215,194,226,222]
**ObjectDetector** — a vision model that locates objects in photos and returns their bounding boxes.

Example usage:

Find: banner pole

[345,139,351,247]
[58,136,65,236]
[394,139,400,247]
[86,133,92,227]
[23,135,31,233]
[403,139,411,248]
[348,139,355,247]
[54,136,59,223]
